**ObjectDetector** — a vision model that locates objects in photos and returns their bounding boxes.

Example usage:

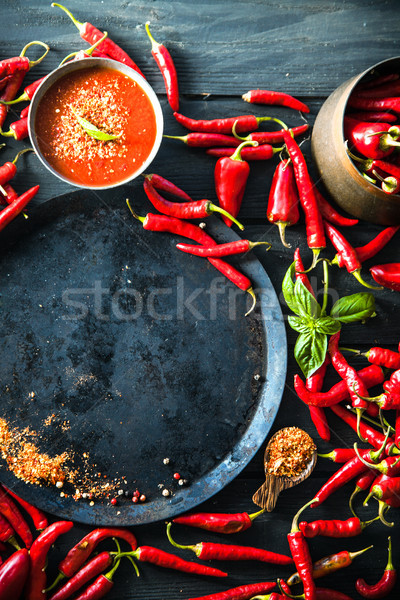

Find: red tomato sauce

[35,66,157,187]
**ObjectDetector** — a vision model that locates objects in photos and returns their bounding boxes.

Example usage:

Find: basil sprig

[282,261,376,379]
[70,107,121,141]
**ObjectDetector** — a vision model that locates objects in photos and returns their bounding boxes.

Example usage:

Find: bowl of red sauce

[29,57,163,189]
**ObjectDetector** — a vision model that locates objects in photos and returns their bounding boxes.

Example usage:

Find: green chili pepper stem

[291,498,318,533]
[349,486,362,518]
[105,557,121,582]
[248,241,272,251]
[362,172,377,184]
[346,147,373,170]
[126,199,145,223]
[145,22,160,51]
[352,268,383,290]
[0,128,15,139]
[13,148,34,165]
[19,40,50,67]
[378,500,395,528]
[59,31,108,66]
[317,451,336,460]
[51,3,84,32]
[380,134,400,150]
[245,288,257,317]
[233,117,288,141]
[164,134,189,143]
[166,522,199,555]
[356,408,368,444]
[45,572,65,593]
[277,579,302,599]
[229,137,258,162]
[249,507,265,521]
[350,546,374,560]
[206,202,244,230]
[345,405,394,432]
[321,258,329,316]
[339,347,362,355]
[386,536,394,571]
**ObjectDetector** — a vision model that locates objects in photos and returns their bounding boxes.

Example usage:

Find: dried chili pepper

[127,204,257,313]
[0,547,30,599]
[242,89,310,113]
[214,140,257,227]
[0,485,33,549]
[173,112,284,135]
[143,178,244,229]
[173,508,264,534]
[25,520,74,600]
[1,484,48,531]
[0,148,33,186]
[345,119,400,159]
[176,239,271,258]
[287,499,317,600]
[287,546,372,586]
[52,3,144,76]
[49,551,114,600]
[294,364,385,408]
[355,537,396,599]
[283,129,325,266]
[1,115,28,140]
[370,263,400,291]
[0,75,45,105]
[206,144,279,161]
[166,522,293,564]
[71,558,121,600]
[267,159,300,248]
[185,582,277,600]
[299,516,375,538]
[145,22,179,111]
[143,173,192,201]
[0,185,40,231]
[165,132,241,147]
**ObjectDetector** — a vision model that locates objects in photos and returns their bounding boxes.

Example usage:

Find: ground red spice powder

[266,427,315,477]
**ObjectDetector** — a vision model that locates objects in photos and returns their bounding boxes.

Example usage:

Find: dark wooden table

[2,1,400,598]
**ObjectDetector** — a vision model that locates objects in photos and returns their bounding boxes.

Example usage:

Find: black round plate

[0,186,286,525]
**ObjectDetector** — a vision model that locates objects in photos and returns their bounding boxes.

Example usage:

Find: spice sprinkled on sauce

[266,427,316,478]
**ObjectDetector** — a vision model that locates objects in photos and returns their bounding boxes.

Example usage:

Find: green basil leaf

[315,316,342,335]
[288,315,312,334]
[294,278,321,319]
[330,292,376,324]
[294,331,327,379]
[282,262,300,315]
[71,107,121,141]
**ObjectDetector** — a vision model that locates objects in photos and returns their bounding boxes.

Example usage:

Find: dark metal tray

[0,186,286,525]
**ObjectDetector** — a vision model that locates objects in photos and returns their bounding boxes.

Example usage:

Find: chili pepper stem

[249,241,272,251]
[19,40,50,67]
[277,579,301,599]
[245,288,257,317]
[207,201,244,230]
[291,498,318,533]
[352,268,383,290]
[321,258,329,316]
[232,117,288,141]
[59,30,108,66]
[45,572,65,592]
[356,408,368,443]
[249,508,265,521]
[277,222,291,248]
[350,546,374,560]
[145,21,161,51]
[126,199,145,223]
[377,500,395,527]
[229,139,258,161]
[339,347,361,355]
[166,522,195,553]
[346,405,393,432]
[51,3,85,33]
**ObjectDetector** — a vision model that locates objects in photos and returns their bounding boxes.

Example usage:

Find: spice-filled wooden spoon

[252,427,317,512]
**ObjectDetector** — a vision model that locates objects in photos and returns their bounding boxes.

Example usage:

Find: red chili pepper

[299,517,372,538]
[325,222,381,289]
[165,132,241,148]
[70,558,121,600]
[0,147,33,186]
[49,552,113,600]
[349,471,377,516]
[166,522,293,564]
[0,512,20,548]
[267,159,300,248]
[1,115,28,140]
[214,141,257,227]
[353,226,399,264]
[127,205,257,313]
[287,546,372,586]
[25,521,74,600]
[206,144,279,161]
[176,239,271,258]
[347,95,400,114]
[294,248,315,296]
[372,169,400,194]
[315,589,357,600]
[305,358,331,442]
[345,119,400,159]
[0,75,45,104]
[173,508,264,534]
[287,500,317,600]
[294,364,385,408]
[142,173,192,201]
[173,111,284,135]
[0,185,40,231]
[0,547,30,599]
[184,582,277,600]
[283,130,325,264]
[355,451,400,478]
[395,409,400,449]
[347,111,398,123]
[240,123,309,144]
[20,104,30,119]
[242,89,310,113]
[0,183,18,206]
[356,80,400,99]
[370,262,400,291]
[355,537,396,599]
[145,22,179,111]
[318,448,358,463]
[143,178,244,229]
[358,73,400,90]
[52,3,144,77]
[1,484,48,531]
[314,187,358,227]
[363,347,400,370]
[366,473,400,503]
[0,486,33,549]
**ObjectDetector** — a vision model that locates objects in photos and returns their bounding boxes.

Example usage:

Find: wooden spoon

[252,427,317,512]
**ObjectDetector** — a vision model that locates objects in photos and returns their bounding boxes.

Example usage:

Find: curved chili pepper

[1,484,48,531]
[0,486,33,549]
[127,205,257,313]
[0,185,40,231]
[349,471,378,517]
[334,226,400,267]
[51,3,144,77]
[206,144,279,161]
[283,129,325,265]
[294,364,385,408]
[325,222,381,289]
[0,147,33,186]
[173,111,283,135]
[145,22,179,112]
[0,75,45,105]
[314,187,358,227]
[299,516,374,538]
[287,546,372,586]
[71,557,121,600]
[238,123,309,144]
[166,522,293,564]
[1,116,28,140]
[287,499,317,600]
[242,89,310,113]
[142,173,192,202]
[355,537,396,599]
[185,582,277,600]
[165,132,241,147]
[347,111,398,123]
[345,119,400,159]
[173,508,264,534]
[0,547,30,599]
[176,239,271,258]
[267,159,299,248]
[143,178,244,229]
[25,520,74,600]
[49,552,113,600]
[370,262,400,291]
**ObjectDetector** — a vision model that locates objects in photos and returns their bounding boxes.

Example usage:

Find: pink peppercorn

[173,473,181,480]
[110,498,117,506]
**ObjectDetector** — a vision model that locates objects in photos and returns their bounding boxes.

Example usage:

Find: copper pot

[311,56,400,226]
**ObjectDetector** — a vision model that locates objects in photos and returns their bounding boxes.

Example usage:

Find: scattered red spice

[266,427,316,477]
[173,472,181,480]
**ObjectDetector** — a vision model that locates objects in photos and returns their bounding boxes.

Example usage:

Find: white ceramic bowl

[28,57,164,190]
